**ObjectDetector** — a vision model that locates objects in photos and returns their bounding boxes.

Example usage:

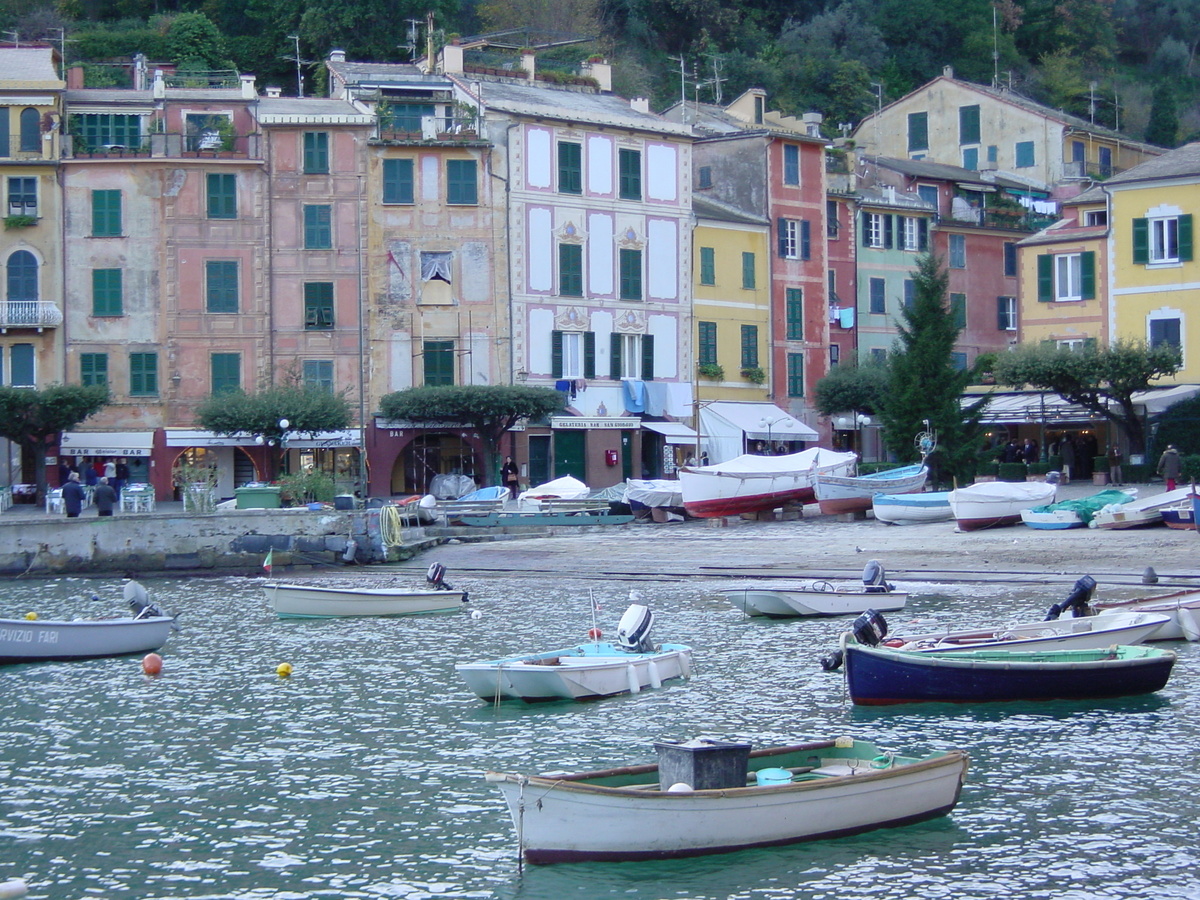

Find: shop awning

[59,431,154,458]
[966,386,1200,424]
[165,428,363,448]
[285,429,363,448]
[165,429,252,447]
[701,402,819,441]
[641,421,698,445]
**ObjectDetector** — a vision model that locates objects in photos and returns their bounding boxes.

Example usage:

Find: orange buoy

[142,653,163,675]
[588,627,603,640]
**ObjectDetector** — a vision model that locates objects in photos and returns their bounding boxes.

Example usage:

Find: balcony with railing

[375,114,485,144]
[1062,160,1121,181]
[64,131,263,160]
[0,300,63,330]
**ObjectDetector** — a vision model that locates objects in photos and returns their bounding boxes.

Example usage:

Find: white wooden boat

[814,465,927,515]
[1091,487,1193,529]
[1094,590,1200,641]
[1019,488,1136,530]
[719,561,907,618]
[266,563,467,618]
[678,448,857,518]
[457,603,692,702]
[872,490,952,525]
[948,481,1056,530]
[485,735,968,862]
[876,610,1168,653]
[1159,502,1196,530]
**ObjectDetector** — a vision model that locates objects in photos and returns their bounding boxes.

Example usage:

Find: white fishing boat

[872,491,953,525]
[718,560,908,618]
[1019,488,1136,530]
[948,481,1056,531]
[1159,502,1196,530]
[1091,487,1194,529]
[456,602,692,702]
[678,448,857,518]
[484,735,969,862]
[875,609,1168,653]
[1093,589,1200,641]
[814,465,927,515]
[0,582,176,665]
[266,564,467,618]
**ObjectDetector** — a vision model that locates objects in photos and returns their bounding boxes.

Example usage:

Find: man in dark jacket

[63,472,86,518]
[93,477,118,517]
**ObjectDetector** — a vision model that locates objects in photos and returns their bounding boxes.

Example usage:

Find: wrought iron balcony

[0,300,63,330]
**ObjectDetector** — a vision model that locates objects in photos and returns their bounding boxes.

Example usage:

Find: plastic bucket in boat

[755,767,794,786]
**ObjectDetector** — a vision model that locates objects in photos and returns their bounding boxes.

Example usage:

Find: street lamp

[759,416,786,454]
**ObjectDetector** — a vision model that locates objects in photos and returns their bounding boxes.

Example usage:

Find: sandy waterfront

[415,481,1200,597]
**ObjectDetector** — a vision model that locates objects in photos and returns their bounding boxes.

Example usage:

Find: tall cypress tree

[877,253,987,486]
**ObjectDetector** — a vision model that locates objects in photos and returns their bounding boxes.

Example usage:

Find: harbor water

[1,573,1198,899]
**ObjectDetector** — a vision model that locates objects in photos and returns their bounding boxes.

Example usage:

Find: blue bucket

[755,767,793,786]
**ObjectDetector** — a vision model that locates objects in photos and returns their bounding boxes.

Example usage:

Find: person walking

[1157,444,1182,491]
[93,477,117,516]
[1107,445,1123,486]
[501,456,520,495]
[62,472,85,518]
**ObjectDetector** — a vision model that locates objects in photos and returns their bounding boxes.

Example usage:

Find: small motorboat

[814,465,927,515]
[1093,589,1200,641]
[456,599,692,702]
[484,735,969,862]
[1092,487,1193,529]
[1020,488,1136,530]
[1159,500,1197,530]
[872,490,952,525]
[0,581,177,665]
[266,563,467,618]
[718,560,908,618]
[948,481,1056,530]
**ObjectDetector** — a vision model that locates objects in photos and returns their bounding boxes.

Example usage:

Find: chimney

[802,112,823,137]
[152,69,165,99]
[440,42,463,74]
[630,97,650,114]
[943,65,954,78]
[329,49,346,63]
[265,86,282,98]
[240,73,257,99]
[521,50,536,82]
[581,58,612,92]
[67,65,84,89]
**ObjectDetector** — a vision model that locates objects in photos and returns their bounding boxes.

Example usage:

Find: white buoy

[647,660,661,689]
[626,664,640,694]
[0,879,28,899]
[470,609,483,619]
[667,782,694,793]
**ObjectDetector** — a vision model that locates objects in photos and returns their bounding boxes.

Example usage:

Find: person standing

[1107,445,1123,486]
[93,477,117,517]
[62,472,85,518]
[1157,444,1182,491]
[501,456,520,495]
[114,458,130,497]
[1060,437,1075,483]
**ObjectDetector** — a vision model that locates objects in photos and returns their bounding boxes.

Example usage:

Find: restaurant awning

[641,421,699,445]
[966,386,1200,425]
[59,431,154,458]
[164,429,363,448]
[701,402,819,441]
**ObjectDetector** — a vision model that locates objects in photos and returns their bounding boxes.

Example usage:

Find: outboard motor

[852,608,888,646]
[617,604,656,652]
[861,559,893,593]
[1044,575,1098,620]
[124,580,179,629]
[427,562,449,590]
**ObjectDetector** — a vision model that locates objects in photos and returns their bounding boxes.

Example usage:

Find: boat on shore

[719,560,907,618]
[678,448,858,518]
[484,735,969,862]
[456,602,692,702]
[1093,589,1200,641]
[948,481,1056,531]
[1019,488,1137,530]
[1160,498,1197,530]
[266,564,467,618]
[872,490,953,525]
[1091,487,1193,529]
[814,465,927,515]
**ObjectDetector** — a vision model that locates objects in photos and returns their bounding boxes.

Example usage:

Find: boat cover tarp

[519,476,590,502]
[685,447,858,478]
[625,479,683,507]
[949,481,1056,503]
[1028,489,1136,525]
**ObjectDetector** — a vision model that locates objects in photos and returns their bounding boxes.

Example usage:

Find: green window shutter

[698,321,717,365]
[699,247,715,285]
[303,132,329,174]
[304,282,334,328]
[740,324,758,368]
[907,112,928,152]
[423,340,455,386]
[1037,254,1054,301]
[641,334,654,381]
[960,105,980,144]
[92,268,122,316]
[92,189,121,236]
[883,214,893,249]
[559,244,583,296]
[777,218,788,257]
[997,296,1008,331]
[618,148,641,200]
[783,144,799,184]
[918,218,929,251]
[1080,251,1096,300]
[950,292,966,328]
[551,330,564,378]
[446,159,477,204]
[130,352,158,395]
[1132,218,1149,264]
[861,211,871,246]
[302,360,334,392]
[786,288,803,340]
[206,260,239,313]
[583,331,596,378]
[619,248,642,300]
[800,219,811,260]
[382,158,414,203]
[81,353,108,386]
[211,353,240,394]
[558,142,582,193]
[609,332,622,379]
[304,205,332,249]
[206,173,236,219]
[1179,214,1193,262]
[787,352,803,397]
[741,252,755,290]
[1084,337,1098,352]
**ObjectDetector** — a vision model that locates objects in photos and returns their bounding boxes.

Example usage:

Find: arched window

[7,250,38,301]
[19,108,40,152]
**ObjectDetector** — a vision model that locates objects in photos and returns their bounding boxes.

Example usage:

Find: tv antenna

[401,18,423,62]
[283,34,316,97]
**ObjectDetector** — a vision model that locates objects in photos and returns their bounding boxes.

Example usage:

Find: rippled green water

[1,574,1197,899]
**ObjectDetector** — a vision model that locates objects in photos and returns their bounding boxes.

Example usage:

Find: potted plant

[697,363,725,380]
[4,214,37,229]
[740,366,766,385]
[1092,456,1109,484]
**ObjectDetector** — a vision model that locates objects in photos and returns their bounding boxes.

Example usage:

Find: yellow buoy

[24,612,37,621]
[276,663,293,678]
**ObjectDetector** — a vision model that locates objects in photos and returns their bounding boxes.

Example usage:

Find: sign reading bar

[550,417,639,430]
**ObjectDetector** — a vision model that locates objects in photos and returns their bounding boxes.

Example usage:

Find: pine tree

[877,253,987,486]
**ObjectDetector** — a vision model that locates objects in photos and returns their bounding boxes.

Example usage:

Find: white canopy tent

[698,402,819,464]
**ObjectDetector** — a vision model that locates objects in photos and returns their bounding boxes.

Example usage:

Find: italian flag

[263,549,273,574]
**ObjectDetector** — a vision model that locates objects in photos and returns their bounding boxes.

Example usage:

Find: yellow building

[1104,144,1200,383]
